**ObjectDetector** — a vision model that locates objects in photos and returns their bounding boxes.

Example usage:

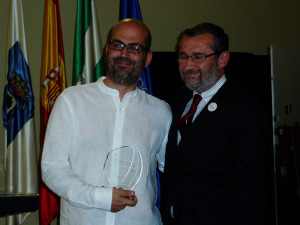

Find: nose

[187,56,195,63]
[120,46,130,57]
[182,56,195,69]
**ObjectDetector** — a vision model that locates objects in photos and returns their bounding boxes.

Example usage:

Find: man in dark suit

[162,23,269,225]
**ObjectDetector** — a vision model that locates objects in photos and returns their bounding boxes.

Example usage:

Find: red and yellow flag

[39,0,66,224]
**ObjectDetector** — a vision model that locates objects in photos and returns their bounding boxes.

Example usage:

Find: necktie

[177,94,202,135]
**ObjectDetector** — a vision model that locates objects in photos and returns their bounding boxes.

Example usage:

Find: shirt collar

[97,76,138,98]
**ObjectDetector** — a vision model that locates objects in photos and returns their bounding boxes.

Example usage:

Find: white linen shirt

[42,77,172,225]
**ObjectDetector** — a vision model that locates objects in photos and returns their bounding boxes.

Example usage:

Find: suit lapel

[178,80,234,145]
[173,89,193,122]
[168,88,192,149]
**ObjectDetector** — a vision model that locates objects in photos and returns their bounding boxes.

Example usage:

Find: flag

[39,0,67,224]
[2,0,38,224]
[119,0,160,209]
[72,0,104,85]
[119,0,153,94]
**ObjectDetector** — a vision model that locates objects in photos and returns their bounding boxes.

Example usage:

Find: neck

[103,76,137,101]
[217,69,225,81]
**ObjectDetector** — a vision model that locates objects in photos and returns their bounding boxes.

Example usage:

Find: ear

[218,51,230,70]
[144,51,153,68]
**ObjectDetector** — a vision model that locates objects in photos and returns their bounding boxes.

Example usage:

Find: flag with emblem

[2,0,38,224]
[119,0,160,209]
[39,0,67,224]
[72,0,104,85]
[119,0,153,94]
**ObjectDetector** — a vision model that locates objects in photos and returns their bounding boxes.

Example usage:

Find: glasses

[108,40,148,54]
[176,51,221,63]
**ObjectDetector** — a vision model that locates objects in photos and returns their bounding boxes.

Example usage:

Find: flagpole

[3,0,38,224]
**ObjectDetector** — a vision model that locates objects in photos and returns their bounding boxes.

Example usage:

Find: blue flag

[3,42,35,144]
[2,0,38,223]
[119,0,153,95]
[120,0,161,209]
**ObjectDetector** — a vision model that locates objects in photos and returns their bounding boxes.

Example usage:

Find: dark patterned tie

[177,94,202,136]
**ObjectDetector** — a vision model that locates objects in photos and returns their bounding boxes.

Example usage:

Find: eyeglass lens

[109,40,146,54]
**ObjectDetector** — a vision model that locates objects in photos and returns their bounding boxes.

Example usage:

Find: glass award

[103,146,143,190]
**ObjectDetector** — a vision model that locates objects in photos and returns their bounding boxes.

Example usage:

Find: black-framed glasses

[108,40,148,54]
[176,51,222,63]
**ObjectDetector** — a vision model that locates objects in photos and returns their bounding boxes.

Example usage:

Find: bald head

[107,19,152,50]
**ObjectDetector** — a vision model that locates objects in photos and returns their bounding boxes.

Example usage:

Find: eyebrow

[179,51,205,54]
[113,39,143,46]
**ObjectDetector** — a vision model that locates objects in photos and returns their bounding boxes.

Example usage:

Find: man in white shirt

[42,19,172,225]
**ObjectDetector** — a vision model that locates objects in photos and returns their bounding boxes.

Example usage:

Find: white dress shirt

[177,75,227,144]
[42,77,172,225]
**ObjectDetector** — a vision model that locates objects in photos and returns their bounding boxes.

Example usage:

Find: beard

[106,56,144,86]
[180,60,220,93]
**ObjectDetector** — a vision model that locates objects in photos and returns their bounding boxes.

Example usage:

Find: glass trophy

[103,146,143,191]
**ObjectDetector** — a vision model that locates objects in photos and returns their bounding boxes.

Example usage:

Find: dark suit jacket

[162,78,269,225]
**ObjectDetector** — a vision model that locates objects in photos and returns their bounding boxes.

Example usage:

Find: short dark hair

[107,18,152,50]
[176,22,229,53]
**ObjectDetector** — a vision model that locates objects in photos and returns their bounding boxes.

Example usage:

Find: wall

[0,0,300,224]
[271,42,300,126]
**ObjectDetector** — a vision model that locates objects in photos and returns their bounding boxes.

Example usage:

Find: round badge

[208,102,217,112]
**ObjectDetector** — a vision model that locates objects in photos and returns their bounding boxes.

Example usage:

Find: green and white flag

[73,0,105,85]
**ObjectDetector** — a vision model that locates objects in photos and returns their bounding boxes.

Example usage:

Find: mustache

[182,68,201,75]
[114,56,134,65]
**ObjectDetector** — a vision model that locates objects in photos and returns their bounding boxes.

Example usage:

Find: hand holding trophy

[103,146,143,202]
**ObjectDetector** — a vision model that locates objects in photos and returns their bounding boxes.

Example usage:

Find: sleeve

[156,105,173,173]
[232,99,270,225]
[41,93,112,211]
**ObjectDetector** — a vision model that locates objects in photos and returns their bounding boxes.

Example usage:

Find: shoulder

[138,89,172,116]
[53,83,100,111]
[169,85,193,112]
[57,82,99,102]
[220,78,263,107]
[61,82,98,97]
[219,79,269,122]
[172,85,192,102]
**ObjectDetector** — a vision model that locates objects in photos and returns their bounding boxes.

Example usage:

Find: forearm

[42,155,112,211]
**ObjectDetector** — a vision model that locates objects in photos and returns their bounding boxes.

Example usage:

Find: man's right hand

[111,187,138,212]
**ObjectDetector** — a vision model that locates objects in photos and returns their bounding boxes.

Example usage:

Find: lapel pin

[208,102,217,112]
